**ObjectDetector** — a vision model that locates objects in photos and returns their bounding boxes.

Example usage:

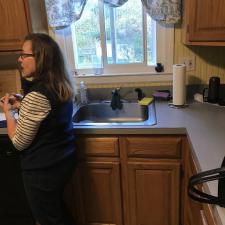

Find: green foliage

[73,0,155,67]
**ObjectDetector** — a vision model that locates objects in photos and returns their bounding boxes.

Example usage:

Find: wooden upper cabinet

[0,0,31,52]
[183,0,225,46]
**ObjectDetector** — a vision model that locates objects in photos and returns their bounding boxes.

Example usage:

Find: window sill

[74,72,173,86]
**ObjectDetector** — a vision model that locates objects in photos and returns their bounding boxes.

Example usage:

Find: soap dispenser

[80,81,88,104]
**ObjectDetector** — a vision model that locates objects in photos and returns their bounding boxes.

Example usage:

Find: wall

[174,25,225,85]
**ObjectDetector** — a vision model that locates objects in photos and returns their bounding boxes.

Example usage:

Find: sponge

[138,97,153,106]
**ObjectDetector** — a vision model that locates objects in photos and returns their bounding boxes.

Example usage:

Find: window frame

[49,1,174,85]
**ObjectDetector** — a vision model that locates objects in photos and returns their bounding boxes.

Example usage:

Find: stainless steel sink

[73,102,157,126]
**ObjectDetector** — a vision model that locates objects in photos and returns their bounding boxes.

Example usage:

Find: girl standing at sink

[0,33,76,225]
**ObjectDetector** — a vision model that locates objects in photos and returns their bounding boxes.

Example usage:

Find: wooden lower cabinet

[65,135,123,225]
[73,161,123,225]
[184,149,203,225]
[183,141,218,225]
[121,135,182,225]
[65,135,184,225]
[127,161,180,225]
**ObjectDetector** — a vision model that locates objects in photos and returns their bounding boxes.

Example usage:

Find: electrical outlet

[179,56,196,71]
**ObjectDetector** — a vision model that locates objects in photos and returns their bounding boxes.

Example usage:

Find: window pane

[73,0,102,69]
[104,0,143,64]
[147,15,156,65]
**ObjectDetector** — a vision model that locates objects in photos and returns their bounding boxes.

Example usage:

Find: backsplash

[83,81,172,89]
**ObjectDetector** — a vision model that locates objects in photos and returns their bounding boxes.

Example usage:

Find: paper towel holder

[168,102,189,109]
[171,64,188,108]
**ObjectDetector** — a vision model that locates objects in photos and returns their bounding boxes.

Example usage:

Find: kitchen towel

[172,64,186,106]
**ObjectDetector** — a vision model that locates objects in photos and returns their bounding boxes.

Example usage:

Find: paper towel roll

[173,64,186,106]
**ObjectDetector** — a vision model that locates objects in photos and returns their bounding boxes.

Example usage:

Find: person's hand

[0,94,13,113]
[8,93,23,110]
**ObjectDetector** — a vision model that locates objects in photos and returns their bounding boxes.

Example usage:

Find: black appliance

[188,157,225,207]
[0,136,34,225]
[203,76,220,103]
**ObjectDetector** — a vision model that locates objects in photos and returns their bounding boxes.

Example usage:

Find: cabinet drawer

[76,136,119,157]
[124,136,182,158]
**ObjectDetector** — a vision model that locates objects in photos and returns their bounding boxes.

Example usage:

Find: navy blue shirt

[19,81,75,170]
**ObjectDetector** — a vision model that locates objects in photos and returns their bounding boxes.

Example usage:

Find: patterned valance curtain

[44,0,87,29]
[141,0,181,24]
[44,0,128,29]
[102,0,128,7]
[44,0,181,29]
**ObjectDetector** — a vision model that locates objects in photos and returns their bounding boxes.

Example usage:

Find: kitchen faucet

[135,88,145,101]
[110,88,123,110]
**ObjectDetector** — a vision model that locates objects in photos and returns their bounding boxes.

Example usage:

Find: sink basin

[73,102,156,126]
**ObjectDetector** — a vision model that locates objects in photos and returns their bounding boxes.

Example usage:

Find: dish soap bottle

[80,81,88,104]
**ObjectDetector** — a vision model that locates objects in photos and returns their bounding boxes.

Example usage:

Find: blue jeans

[22,155,76,225]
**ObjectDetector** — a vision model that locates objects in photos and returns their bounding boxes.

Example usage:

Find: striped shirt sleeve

[11,92,51,151]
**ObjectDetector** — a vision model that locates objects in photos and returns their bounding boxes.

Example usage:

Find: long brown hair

[24,33,74,102]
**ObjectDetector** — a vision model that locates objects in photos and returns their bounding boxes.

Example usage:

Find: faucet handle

[111,88,122,110]
[112,87,120,95]
[135,88,145,101]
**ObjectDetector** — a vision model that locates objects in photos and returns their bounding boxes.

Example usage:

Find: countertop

[1,101,225,224]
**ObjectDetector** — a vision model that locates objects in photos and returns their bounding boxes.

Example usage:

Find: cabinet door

[0,0,31,51]
[185,151,203,225]
[183,0,225,45]
[72,161,123,225]
[127,161,180,225]
[183,145,217,225]
[189,0,225,41]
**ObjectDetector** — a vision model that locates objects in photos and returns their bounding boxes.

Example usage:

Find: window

[70,0,174,76]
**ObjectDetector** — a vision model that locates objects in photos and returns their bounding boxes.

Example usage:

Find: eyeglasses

[19,53,35,59]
